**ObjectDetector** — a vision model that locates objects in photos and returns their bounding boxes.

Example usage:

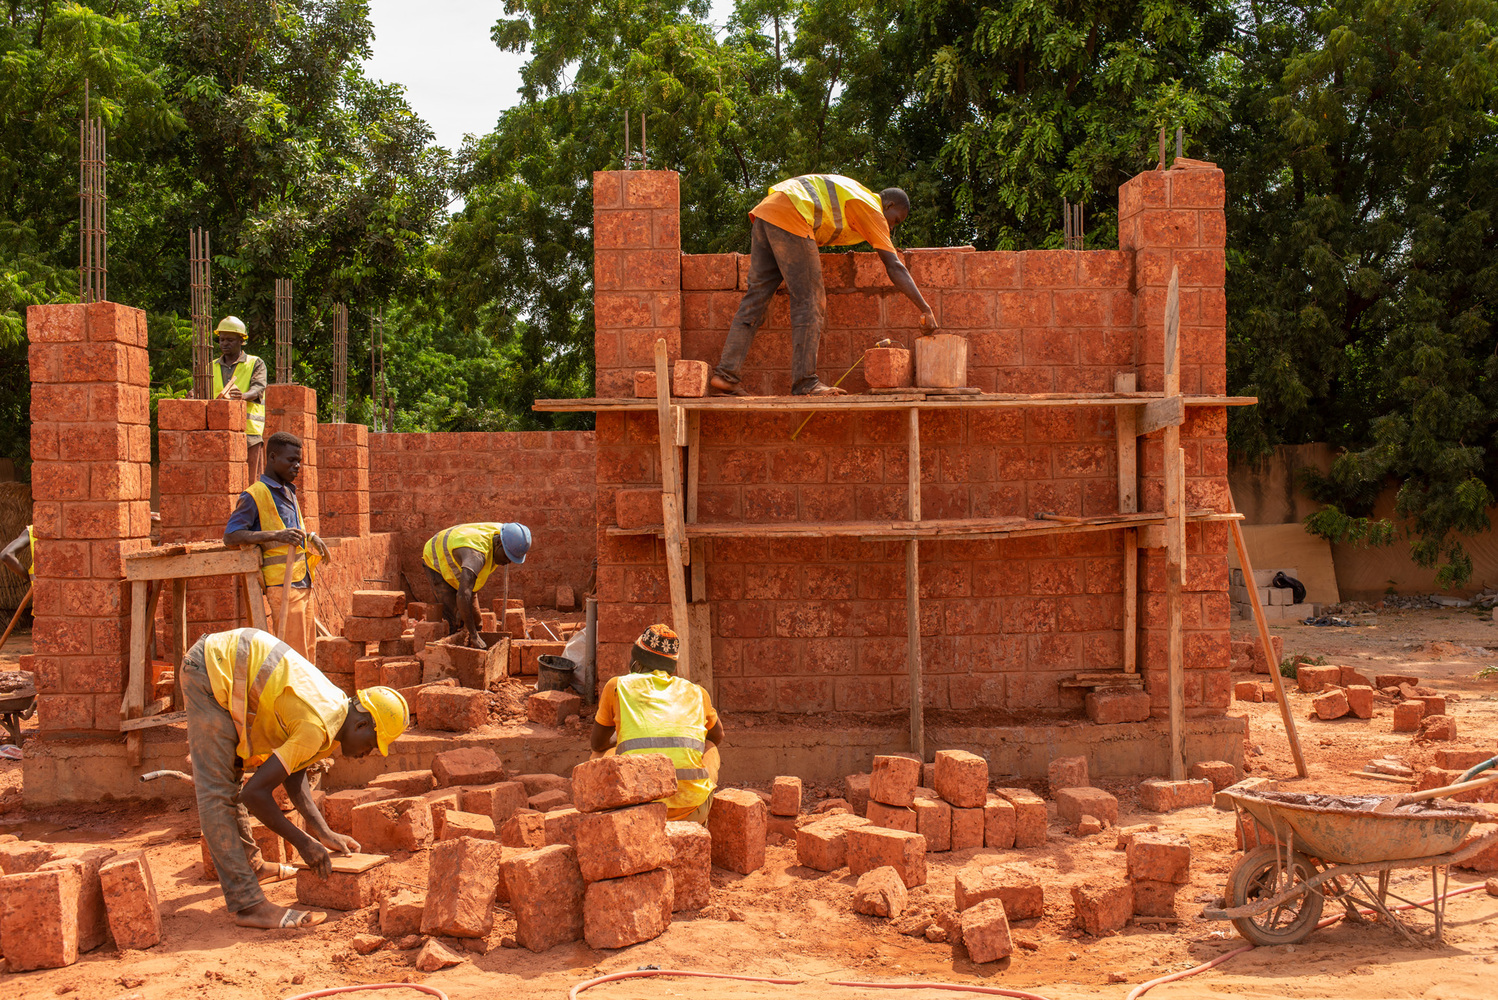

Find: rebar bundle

[332,303,348,423]
[189,228,213,399]
[1062,199,1084,251]
[275,279,293,383]
[78,81,107,304]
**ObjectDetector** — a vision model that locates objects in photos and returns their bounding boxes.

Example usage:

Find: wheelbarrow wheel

[1227,844,1324,946]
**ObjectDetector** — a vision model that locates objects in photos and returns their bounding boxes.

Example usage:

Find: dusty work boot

[709,374,749,396]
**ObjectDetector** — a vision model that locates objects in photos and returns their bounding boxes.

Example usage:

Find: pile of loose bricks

[0,836,161,970]
[1232,657,1462,742]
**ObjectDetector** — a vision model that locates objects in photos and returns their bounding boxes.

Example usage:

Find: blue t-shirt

[226,475,310,589]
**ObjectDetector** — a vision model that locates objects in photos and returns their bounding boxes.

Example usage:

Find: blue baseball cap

[500,522,531,564]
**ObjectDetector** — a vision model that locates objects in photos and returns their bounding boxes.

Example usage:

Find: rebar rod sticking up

[189,228,213,399]
[274,279,293,383]
[78,79,108,304]
[1062,199,1084,251]
[332,304,348,424]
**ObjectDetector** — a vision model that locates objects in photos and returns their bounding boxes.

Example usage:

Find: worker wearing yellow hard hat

[212,315,269,482]
[182,627,409,931]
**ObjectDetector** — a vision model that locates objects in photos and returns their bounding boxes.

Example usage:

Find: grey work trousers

[183,638,267,914]
[714,217,827,394]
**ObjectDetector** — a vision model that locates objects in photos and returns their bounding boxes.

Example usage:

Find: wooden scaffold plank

[654,339,693,681]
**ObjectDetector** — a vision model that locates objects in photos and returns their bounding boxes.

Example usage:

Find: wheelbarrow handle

[1459,755,1498,784]
[1388,769,1498,810]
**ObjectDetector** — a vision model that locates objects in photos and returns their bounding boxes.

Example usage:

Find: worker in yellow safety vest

[224,431,328,659]
[709,174,939,398]
[590,624,723,824]
[421,521,531,649]
[212,316,269,483]
[182,626,408,929]
[0,525,33,580]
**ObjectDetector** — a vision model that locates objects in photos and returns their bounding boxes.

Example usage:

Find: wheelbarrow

[0,682,36,746]
[1204,758,1498,946]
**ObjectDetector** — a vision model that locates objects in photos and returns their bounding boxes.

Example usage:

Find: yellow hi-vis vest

[770,174,885,247]
[422,522,503,591]
[212,357,266,437]
[25,524,34,579]
[202,628,341,766]
[615,671,714,812]
[246,481,320,587]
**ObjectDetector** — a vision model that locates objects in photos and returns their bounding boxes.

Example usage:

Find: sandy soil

[1,608,1497,1000]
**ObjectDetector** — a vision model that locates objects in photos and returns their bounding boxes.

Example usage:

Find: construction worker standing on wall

[421,522,532,649]
[182,626,408,929]
[224,431,329,659]
[709,174,939,397]
[212,316,269,483]
[590,624,723,824]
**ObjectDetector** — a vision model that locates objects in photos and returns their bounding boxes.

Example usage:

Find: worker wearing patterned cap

[421,522,531,650]
[182,627,408,930]
[590,624,724,824]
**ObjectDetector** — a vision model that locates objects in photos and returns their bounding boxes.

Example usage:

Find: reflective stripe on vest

[615,671,713,811]
[247,481,318,587]
[211,358,266,436]
[770,174,883,247]
[229,630,293,739]
[421,523,503,591]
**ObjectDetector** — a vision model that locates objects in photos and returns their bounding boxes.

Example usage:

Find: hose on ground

[570,969,804,999]
[283,984,448,1000]
[828,980,1058,999]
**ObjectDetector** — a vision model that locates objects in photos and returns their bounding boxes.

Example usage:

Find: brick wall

[26,302,153,733]
[156,398,249,649]
[593,165,1231,720]
[263,384,319,533]
[318,422,370,539]
[308,531,402,637]
[368,431,597,609]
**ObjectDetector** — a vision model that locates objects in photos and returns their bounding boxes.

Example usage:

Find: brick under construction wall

[368,431,597,610]
[26,302,153,733]
[593,165,1231,719]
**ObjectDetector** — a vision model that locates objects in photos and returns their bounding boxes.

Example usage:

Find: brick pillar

[263,385,319,533]
[26,302,152,734]
[156,398,249,648]
[1119,163,1231,719]
[592,170,681,397]
[316,423,370,538]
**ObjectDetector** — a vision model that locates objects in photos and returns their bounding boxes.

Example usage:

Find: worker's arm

[282,767,357,856]
[223,492,304,549]
[309,532,331,562]
[590,721,616,753]
[453,549,487,649]
[0,531,29,580]
[240,756,334,879]
[877,249,938,331]
[706,720,724,746]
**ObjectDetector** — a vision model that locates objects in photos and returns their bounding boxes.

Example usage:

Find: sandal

[708,375,750,397]
[278,908,327,929]
[795,382,847,397]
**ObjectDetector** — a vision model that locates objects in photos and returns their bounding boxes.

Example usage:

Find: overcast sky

[362,0,737,151]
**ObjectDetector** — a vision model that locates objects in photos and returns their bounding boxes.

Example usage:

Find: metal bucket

[536,654,576,694]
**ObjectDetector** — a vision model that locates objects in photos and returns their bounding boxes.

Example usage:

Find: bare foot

[232,899,327,929]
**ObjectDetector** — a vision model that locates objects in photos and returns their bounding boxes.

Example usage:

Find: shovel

[1372,756,1498,813]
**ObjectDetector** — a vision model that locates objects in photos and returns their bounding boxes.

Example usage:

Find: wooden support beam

[1123,527,1138,674]
[124,579,148,766]
[687,410,705,602]
[1162,266,1185,780]
[1138,395,1185,435]
[172,579,188,710]
[245,574,267,631]
[124,545,261,581]
[1115,374,1138,514]
[654,339,692,678]
[687,602,714,703]
[907,405,923,757]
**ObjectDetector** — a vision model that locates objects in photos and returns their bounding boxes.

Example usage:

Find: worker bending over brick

[224,431,328,659]
[184,626,408,929]
[591,624,723,823]
[420,521,531,649]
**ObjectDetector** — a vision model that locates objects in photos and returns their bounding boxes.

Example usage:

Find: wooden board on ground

[291,853,389,874]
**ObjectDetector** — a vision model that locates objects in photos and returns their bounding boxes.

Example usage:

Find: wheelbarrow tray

[0,688,36,713]
[1224,789,1491,865]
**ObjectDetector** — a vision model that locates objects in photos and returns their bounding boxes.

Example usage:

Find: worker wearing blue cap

[421,522,531,650]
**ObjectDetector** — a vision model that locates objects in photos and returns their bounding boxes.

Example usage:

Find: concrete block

[794,814,871,871]
[528,689,582,727]
[1072,878,1133,935]
[961,898,1012,962]
[933,749,989,807]
[1046,755,1089,797]
[853,866,908,917]
[97,850,159,950]
[1127,832,1191,883]
[379,889,425,936]
[432,747,506,788]
[993,788,1047,848]
[583,868,673,948]
[296,865,388,911]
[846,827,926,888]
[1055,787,1118,826]
[867,800,918,833]
[572,753,677,813]
[1188,761,1238,792]
[422,836,505,937]
[352,796,434,853]
[665,821,712,911]
[574,802,671,882]
[708,789,768,874]
[1086,688,1151,724]
[913,795,951,852]
[500,845,584,953]
[0,867,80,969]
[770,776,803,816]
[983,795,1016,849]
[869,755,921,807]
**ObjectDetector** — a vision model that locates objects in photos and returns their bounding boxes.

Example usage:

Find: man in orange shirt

[710,174,939,397]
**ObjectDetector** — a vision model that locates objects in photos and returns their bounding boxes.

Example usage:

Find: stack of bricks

[156,397,250,649]
[262,384,319,533]
[1048,755,1119,833]
[861,752,1032,856]
[315,590,417,697]
[26,302,153,733]
[316,422,370,538]
[1229,566,1315,621]
[570,753,677,948]
[592,169,681,399]
[1125,831,1192,922]
[767,775,802,843]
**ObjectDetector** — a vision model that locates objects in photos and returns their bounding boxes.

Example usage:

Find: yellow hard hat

[215,315,247,337]
[356,685,410,756]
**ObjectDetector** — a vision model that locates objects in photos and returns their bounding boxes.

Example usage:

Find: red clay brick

[770,776,803,817]
[864,348,913,388]
[343,615,405,642]
[870,755,921,807]
[432,748,506,788]
[39,849,114,954]
[1056,787,1118,826]
[542,807,582,848]
[665,821,712,910]
[913,796,951,852]
[574,802,671,881]
[584,868,673,949]
[846,826,926,888]
[962,898,1013,962]
[369,770,437,797]
[867,800,918,833]
[323,788,398,835]
[351,590,406,618]
[933,750,989,807]
[983,795,1016,849]
[380,888,425,936]
[708,788,768,874]
[572,753,678,813]
[1393,700,1425,732]
[422,836,504,937]
[794,814,870,871]
[314,636,362,674]
[296,865,388,910]
[529,789,571,812]
[528,689,582,727]
[993,788,1047,848]
[500,844,585,952]
[1072,877,1133,935]
[672,359,710,397]
[500,809,548,848]
[1128,832,1191,883]
[1086,688,1151,724]
[1046,756,1089,796]
[1132,879,1179,917]
[0,866,80,969]
[953,863,1044,919]
[417,686,489,731]
[853,865,908,917]
[1188,760,1238,791]
[951,806,985,850]
[351,796,434,853]
[440,810,496,841]
[1298,664,1341,693]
